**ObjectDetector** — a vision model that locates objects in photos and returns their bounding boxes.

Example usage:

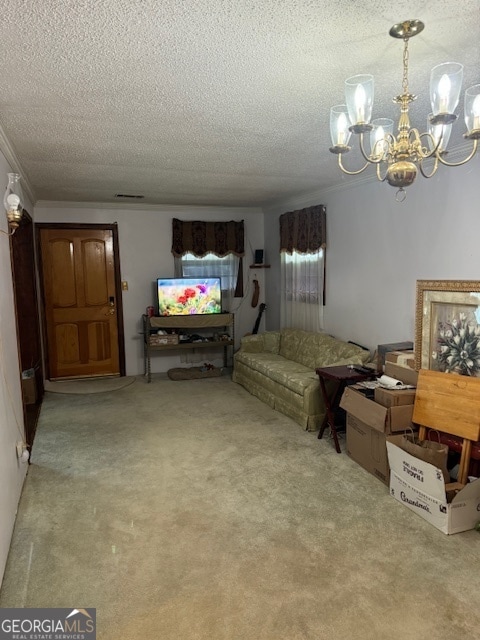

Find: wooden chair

[413,369,480,486]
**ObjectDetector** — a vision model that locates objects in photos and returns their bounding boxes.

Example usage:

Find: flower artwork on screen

[157,278,222,316]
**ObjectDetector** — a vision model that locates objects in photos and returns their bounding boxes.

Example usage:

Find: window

[279,204,326,332]
[180,253,238,292]
[176,252,240,311]
[280,249,324,332]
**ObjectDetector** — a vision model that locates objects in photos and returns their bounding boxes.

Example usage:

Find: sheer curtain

[280,249,324,332]
[279,204,326,332]
[174,252,239,312]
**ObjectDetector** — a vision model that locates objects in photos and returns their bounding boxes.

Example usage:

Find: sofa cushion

[235,350,318,395]
[279,328,368,369]
[268,367,318,395]
[263,331,280,353]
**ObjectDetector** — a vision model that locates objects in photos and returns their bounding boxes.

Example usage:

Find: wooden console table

[316,365,375,453]
[142,313,234,382]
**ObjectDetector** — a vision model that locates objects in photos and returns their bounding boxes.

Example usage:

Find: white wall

[34,203,265,375]
[263,156,480,354]
[0,152,32,586]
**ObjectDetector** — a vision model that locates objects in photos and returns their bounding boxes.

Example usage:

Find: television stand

[142,313,235,382]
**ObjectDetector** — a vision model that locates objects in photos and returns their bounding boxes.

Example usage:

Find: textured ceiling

[0,0,479,207]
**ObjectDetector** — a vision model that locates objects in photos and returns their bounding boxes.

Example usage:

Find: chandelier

[329,19,480,201]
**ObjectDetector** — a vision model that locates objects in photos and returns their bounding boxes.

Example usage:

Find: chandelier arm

[337,153,370,176]
[437,139,479,167]
[417,131,443,159]
[376,162,388,182]
[358,133,382,164]
[418,155,439,179]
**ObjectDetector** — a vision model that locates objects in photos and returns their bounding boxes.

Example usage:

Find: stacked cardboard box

[387,436,480,535]
[374,387,416,408]
[377,341,413,371]
[340,386,415,485]
[384,350,418,386]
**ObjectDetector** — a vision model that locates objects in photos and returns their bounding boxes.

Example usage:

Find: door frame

[10,209,44,446]
[36,222,126,379]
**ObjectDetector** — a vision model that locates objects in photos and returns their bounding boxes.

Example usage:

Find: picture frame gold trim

[415,280,480,375]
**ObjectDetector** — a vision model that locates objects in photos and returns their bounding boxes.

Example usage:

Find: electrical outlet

[121,281,128,291]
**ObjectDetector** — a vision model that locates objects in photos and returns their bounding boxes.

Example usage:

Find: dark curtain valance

[279,205,326,254]
[171,218,245,258]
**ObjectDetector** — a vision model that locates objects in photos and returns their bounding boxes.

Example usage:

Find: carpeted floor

[44,376,136,394]
[1,374,479,639]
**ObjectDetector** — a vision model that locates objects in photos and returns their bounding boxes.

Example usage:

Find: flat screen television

[157,277,222,316]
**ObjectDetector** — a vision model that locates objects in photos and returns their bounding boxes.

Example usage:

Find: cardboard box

[21,368,37,404]
[385,350,416,369]
[340,387,414,435]
[384,361,418,387]
[346,413,390,485]
[341,386,415,485]
[386,437,480,534]
[377,341,413,370]
[374,387,416,408]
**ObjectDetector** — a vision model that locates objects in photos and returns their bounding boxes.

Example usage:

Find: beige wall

[0,152,28,586]
[263,161,480,353]
[34,203,266,375]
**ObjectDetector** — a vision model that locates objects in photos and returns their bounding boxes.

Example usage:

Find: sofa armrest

[237,331,281,354]
[238,334,266,353]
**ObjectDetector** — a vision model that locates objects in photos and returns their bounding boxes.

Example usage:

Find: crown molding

[34,200,263,215]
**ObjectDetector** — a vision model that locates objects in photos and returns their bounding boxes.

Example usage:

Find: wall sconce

[1,173,24,236]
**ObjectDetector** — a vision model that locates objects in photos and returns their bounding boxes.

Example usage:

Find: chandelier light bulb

[375,125,385,143]
[345,74,374,131]
[336,112,349,145]
[438,74,451,113]
[473,95,480,131]
[371,125,385,160]
[6,193,20,210]
[3,173,23,218]
[354,84,367,122]
[329,105,352,151]
[430,62,463,120]
[464,85,480,135]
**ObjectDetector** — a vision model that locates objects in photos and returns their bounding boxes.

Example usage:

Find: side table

[316,365,375,453]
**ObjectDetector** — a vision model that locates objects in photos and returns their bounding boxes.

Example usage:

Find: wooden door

[39,225,123,380]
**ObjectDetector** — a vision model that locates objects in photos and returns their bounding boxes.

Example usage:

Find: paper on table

[378,374,403,388]
[377,374,415,390]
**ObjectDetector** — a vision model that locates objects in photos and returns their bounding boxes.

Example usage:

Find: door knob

[106,297,115,316]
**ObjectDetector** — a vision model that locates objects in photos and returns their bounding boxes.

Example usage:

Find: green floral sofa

[232,328,370,431]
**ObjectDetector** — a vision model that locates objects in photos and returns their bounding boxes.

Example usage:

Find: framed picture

[415,280,480,376]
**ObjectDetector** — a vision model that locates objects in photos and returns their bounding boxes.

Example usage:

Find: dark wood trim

[323,247,326,306]
[10,209,44,447]
[111,224,126,376]
[35,222,126,377]
[34,225,50,381]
